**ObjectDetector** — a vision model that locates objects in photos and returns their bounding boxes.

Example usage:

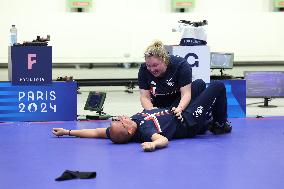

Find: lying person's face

[109,116,137,143]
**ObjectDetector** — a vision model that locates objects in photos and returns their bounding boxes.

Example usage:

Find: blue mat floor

[0,117,284,189]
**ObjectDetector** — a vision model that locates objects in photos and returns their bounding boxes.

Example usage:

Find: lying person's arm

[52,128,107,138]
[141,133,169,152]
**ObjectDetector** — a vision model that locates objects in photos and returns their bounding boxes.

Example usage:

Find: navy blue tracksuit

[181,81,228,136]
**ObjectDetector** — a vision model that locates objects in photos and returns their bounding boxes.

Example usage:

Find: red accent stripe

[145,117,161,132]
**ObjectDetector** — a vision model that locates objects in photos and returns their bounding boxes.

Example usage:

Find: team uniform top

[106,108,191,142]
[138,55,192,108]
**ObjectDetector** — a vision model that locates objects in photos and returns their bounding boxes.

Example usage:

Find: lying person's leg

[182,81,231,135]
[191,79,206,101]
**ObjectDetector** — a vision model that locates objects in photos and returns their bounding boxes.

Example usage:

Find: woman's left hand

[171,107,184,122]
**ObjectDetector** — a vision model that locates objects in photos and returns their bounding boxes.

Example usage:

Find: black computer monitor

[245,71,284,107]
[210,52,234,69]
[84,91,106,112]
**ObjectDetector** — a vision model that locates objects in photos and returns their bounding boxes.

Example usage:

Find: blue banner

[0,82,77,122]
[11,46,52,85]
[211,80,246,118]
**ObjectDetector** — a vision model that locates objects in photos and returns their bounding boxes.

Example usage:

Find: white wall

[0,0,283,63]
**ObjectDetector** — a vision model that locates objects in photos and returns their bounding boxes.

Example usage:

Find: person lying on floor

[52,81,232,152]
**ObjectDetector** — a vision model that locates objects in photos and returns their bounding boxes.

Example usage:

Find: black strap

[55,170,96,181]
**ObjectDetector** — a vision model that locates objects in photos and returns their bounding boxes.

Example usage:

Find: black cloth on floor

[55,170,96,181]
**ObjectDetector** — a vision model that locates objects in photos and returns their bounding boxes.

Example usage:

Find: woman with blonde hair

[138,40,205,117]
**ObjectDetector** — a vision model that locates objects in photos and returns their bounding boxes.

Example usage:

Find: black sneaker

[208,121,232,135]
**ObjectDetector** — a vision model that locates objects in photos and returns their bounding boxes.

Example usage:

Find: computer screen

[84,91,106,112]
[245,71,284,98]
[210,52,234,69]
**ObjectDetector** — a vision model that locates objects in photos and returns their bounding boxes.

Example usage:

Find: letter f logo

[28,54,37,70]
